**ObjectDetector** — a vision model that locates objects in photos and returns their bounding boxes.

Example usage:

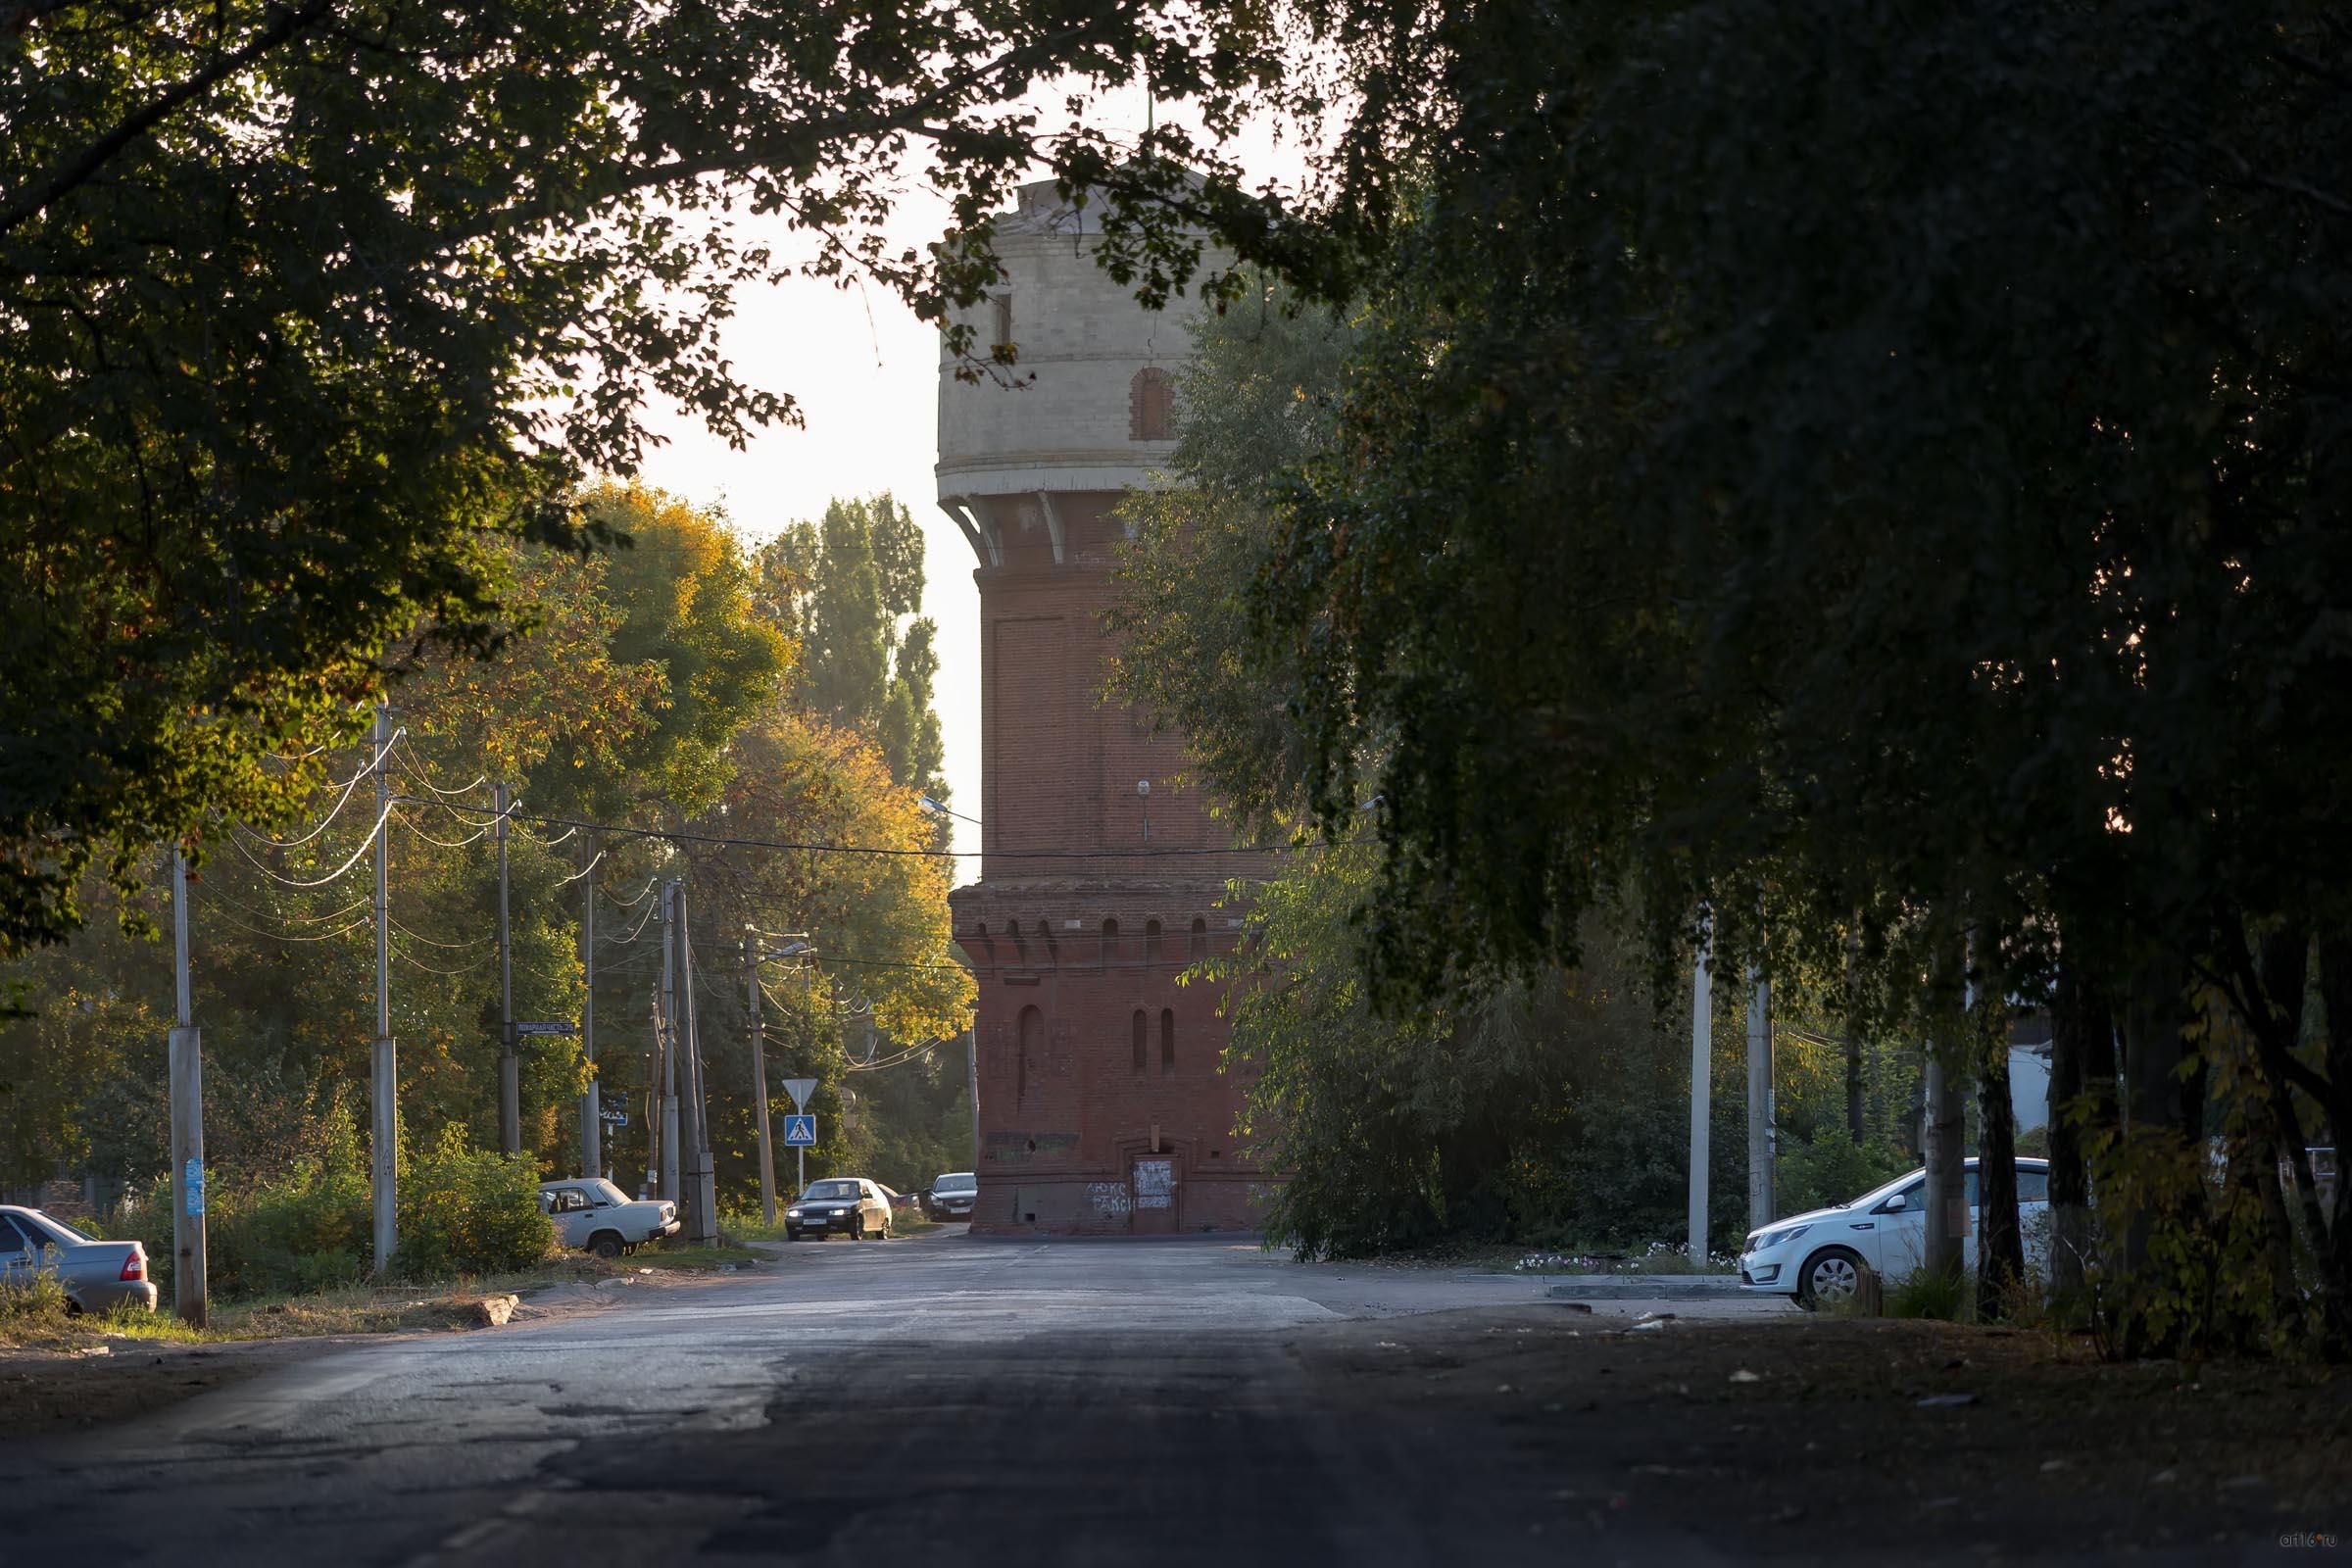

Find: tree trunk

[1923,1042,1967,1284]
[1976,1025,2025,1321]
[2311,939,2352,1357]
[2117,949,2194,1353]
[2047,959,2096,1299]
[1844,923,1867,1144]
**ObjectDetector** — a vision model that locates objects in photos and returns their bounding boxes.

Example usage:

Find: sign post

[781,1080,818,1194]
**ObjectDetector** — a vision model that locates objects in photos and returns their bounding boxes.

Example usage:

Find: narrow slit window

[1101,917,1119,967]
[1145,918,1162,964]
[1132,1009,1148,1074]
[1188,916,1208,961]
[1160,1007,1175,1075]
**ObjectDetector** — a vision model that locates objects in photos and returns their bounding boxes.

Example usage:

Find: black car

[924,1171,978,1222]
[784,1177,892,1241]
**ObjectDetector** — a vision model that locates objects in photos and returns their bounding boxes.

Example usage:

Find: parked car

[536,1179,679,1259]
[877,1185,921,1212]
[784,1178,892,1241]
[1739,1157,2051,1308]
[925,1171,977,1222]
[0,1205,155,1314]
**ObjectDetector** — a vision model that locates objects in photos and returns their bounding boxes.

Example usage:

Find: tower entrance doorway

[1130,1156,1177,1236]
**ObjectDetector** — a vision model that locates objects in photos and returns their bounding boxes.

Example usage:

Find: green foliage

[394,1126,557,1281]
[0,1268,71,1322]
[1777,1137,1914,1223]
[760,495,949,804]
[1886,1265,1970,1324]
[0,0,1309,958]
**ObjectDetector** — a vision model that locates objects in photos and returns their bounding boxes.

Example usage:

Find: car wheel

[1796,1246,1867,1310]
[590,1232,625,1260]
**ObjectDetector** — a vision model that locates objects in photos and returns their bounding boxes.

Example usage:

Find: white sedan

[1739,1157,2050,1308]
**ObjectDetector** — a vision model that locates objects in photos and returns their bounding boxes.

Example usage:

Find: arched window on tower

[1101,917,1119,968]
[1188,916,1208,961]
[1144,918,1162,964]
[1018,1005,1044,1102]
[1132,1009,1148,1074]
[1130,367,1174,442]
[1160,1007,1176,1075]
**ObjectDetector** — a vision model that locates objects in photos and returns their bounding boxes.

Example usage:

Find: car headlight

[786,1207,803,1218]
[1754,1224,1813,1251]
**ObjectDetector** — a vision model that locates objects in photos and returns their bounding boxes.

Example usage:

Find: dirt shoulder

[1295,1305,2352,1559]
[0,1254,749,1437]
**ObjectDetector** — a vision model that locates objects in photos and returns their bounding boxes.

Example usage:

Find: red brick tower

[937,181,1269,1233]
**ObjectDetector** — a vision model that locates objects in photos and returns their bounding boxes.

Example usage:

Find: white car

[1739,1157,2050,1307]
[537,1178,680,1258]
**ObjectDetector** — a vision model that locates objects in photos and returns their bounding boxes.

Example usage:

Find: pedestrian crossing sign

[782,1114,817,1148]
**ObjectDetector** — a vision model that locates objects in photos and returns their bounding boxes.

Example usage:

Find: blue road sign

[781,1114,817,1148]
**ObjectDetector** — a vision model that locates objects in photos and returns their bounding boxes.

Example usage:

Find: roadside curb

[1535,1275,1748,1299]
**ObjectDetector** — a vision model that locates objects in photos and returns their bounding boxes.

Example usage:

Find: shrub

[1777,1134,1914,1220]
[393,1125,555,1280]
[1887,1263,1970,1321]
[0,1268,71,1324]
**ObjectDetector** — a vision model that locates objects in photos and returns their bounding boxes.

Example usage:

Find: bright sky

[629,85,1314,869]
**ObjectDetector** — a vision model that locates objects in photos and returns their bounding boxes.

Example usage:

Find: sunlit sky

[629,85,1312,870]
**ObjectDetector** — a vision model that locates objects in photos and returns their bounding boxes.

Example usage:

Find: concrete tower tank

[937,178,1270,1234]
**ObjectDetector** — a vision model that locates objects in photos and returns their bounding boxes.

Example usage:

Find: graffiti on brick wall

[1134,1158,1175,1209]
[985,1131,1078,1165]
[1087,1181,1132,1218]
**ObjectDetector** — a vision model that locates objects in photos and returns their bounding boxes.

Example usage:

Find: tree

[762,495,950,805]
[1222,0,2352,1348]
[0,0,1310,956]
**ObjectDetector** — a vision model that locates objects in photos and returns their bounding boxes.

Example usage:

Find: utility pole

[1746,966,1776,1232]
[369,706,397,1277]
[495,782,519,1157]
[1689,929,1712,1262]
[579,842,600,1180]
[658,881,680,1203]
[748,933,776,1225]
[675,884,716,1244]
[168,851,207,1326]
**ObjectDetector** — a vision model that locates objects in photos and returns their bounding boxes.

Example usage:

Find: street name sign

[781,1114,817,1148]
[514,1021,579,1037]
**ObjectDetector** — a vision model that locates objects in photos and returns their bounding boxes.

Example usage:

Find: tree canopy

[0,0,1308,956]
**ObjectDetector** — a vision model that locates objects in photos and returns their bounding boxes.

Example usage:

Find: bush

[0,1268,72,1324]
[1887,1263,1970,1321]
[393,1125,555,1280]
[118,1117,550,1298]
[1777,1134,1914,1219]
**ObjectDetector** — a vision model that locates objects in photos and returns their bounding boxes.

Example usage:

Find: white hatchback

[1738,1157,2050,1308]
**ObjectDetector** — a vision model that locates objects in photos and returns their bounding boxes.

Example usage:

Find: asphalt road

[8,1234,1796,1565]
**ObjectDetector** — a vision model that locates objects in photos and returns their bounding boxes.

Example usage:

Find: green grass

[1887,1264,1971,1321]
[640,1243,760,1270]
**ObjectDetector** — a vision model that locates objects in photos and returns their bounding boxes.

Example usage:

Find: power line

[227,800,398,889]
[395,795,1293,862]
[391,735,490,799]
[392,943,496,976]
[389,917,491,952]
[239,727,403,849]
[395,809,493,850]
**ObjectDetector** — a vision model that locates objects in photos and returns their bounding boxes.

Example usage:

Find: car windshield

[803,1181,860,1200]
[583,1179,632,1206]
[934,1174,976,1193]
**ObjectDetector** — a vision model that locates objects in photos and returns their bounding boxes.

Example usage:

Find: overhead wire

[236,726,403,850]
[553,849,607,886]
[202,906,373,945]
[395,809,493,850]
[391,734,490,799]
[227,800,397,888]
[194,889,370,928]
[393,943,496,976]
[393,795,1297,862]
[388,917,490,951]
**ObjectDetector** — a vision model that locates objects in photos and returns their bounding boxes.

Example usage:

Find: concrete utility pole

[1746,967,1776,1232]
[495,782,519,1156]
[369,706,397,1276]
[674,884,717,1244]
[747,933,776,1226]
[1689,931,1713,1261]
[658,881,680,1202]
[579,843,600,1179]
[168,851,208,1326]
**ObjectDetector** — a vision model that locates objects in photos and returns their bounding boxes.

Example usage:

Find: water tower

[937,178,1267,1234]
